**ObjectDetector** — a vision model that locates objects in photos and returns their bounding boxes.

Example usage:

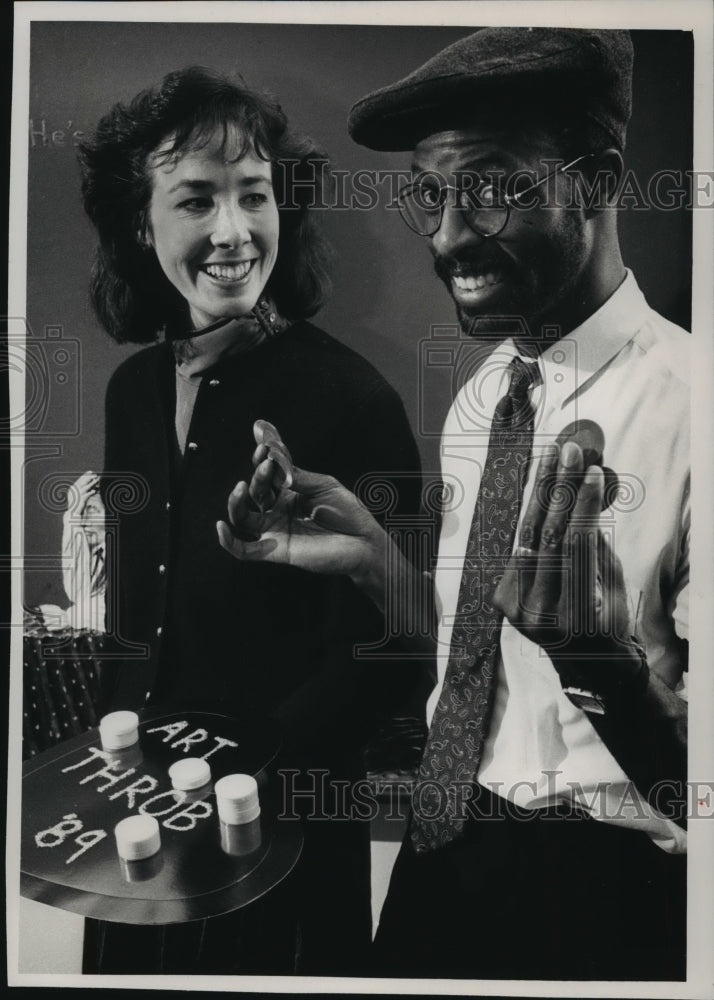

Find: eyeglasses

[397,153,593,238]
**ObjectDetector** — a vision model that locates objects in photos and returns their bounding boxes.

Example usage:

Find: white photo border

[7,2,714,996]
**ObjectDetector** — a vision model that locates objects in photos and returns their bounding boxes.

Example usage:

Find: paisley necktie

[411,356,538,853]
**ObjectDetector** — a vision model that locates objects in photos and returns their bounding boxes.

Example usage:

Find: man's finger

[596,526,630,640]
[529,441,583,614]
[254,419,294,488]
[286,466,339,499]
[252,443,270,468]
[517,444,559,551]
[216,521,278,561]
[564,464,605,636]
[562,522,598,638]
[254,418,281,447]
[493,547,539,624]
[227,480,262,535]
[267,448,294,490]
[569,463,604,526]
[249,459,280,511]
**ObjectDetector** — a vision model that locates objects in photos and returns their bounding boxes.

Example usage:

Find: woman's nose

[210,202,251,249]
[430,194,483,258]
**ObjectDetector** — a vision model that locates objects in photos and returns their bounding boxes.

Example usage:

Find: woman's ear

[135,211,154,249]
[136,228,154,249]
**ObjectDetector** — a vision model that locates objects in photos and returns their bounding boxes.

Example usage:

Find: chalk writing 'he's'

[29,118,85,148]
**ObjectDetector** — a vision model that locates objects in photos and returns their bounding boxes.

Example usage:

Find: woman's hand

[216,421,388,587]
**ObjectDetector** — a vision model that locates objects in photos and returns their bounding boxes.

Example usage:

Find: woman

[78,66,426,975]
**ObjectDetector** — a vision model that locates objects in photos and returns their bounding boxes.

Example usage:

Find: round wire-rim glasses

[396,153,594,238]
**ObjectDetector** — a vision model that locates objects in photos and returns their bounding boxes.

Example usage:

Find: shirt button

[188,442,198,451]
[165,501,171,510]
[156,626,163,637]
[158,565,166,575]
[269,313,276,323]
[209,378,220,387]
[144,691,151,703]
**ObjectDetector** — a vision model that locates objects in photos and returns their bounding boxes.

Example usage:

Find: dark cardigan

[100,319,428,767]
[90,319,431,975]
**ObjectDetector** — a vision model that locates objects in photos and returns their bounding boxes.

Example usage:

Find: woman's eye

[178,197,211,212]
[242,192,270,208]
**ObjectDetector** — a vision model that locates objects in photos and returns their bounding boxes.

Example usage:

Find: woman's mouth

[200,260,255,283]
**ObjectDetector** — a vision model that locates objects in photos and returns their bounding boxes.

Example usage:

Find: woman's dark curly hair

[78,66,332,343]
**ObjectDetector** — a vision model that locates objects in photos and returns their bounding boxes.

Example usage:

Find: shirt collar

[174,317,264,380]
[172,297,289,380]
[537,270,650,409]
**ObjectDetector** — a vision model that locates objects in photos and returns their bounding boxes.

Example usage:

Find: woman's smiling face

[146,125,280,330]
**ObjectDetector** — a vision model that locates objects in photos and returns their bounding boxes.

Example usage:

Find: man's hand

[216,420,387,586]
[493,441,646,701]
[494,438,687,812]
[218,421,435,657]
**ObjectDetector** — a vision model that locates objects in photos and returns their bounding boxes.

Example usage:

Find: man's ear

[580,148,624,215]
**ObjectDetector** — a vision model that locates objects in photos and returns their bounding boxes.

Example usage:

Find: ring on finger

[513,545,538,557]
[540,527,564,549]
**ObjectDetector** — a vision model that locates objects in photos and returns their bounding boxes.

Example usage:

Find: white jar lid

[214,773,260,825]
[99,710,139,750]
[114,814,161,861]
[168,757,212,791]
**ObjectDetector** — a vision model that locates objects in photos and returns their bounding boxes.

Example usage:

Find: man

[218,28,689,980]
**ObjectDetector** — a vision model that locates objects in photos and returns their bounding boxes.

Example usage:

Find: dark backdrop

[22,22,693,606]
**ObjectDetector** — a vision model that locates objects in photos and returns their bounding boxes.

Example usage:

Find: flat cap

[348,27,633,151]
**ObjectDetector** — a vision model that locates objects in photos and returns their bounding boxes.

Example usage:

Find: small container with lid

[99,710,139,751]
[214,773,260,826]
[168,758,212,795]
[114,814,161,862]
[105,743,144,770]
[120,851,164,883]
[220,817,262,857]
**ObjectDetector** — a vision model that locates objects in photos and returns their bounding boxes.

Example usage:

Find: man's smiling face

[412,123,592,337]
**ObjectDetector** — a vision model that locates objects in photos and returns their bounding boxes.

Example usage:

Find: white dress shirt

[431,271,689,853]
